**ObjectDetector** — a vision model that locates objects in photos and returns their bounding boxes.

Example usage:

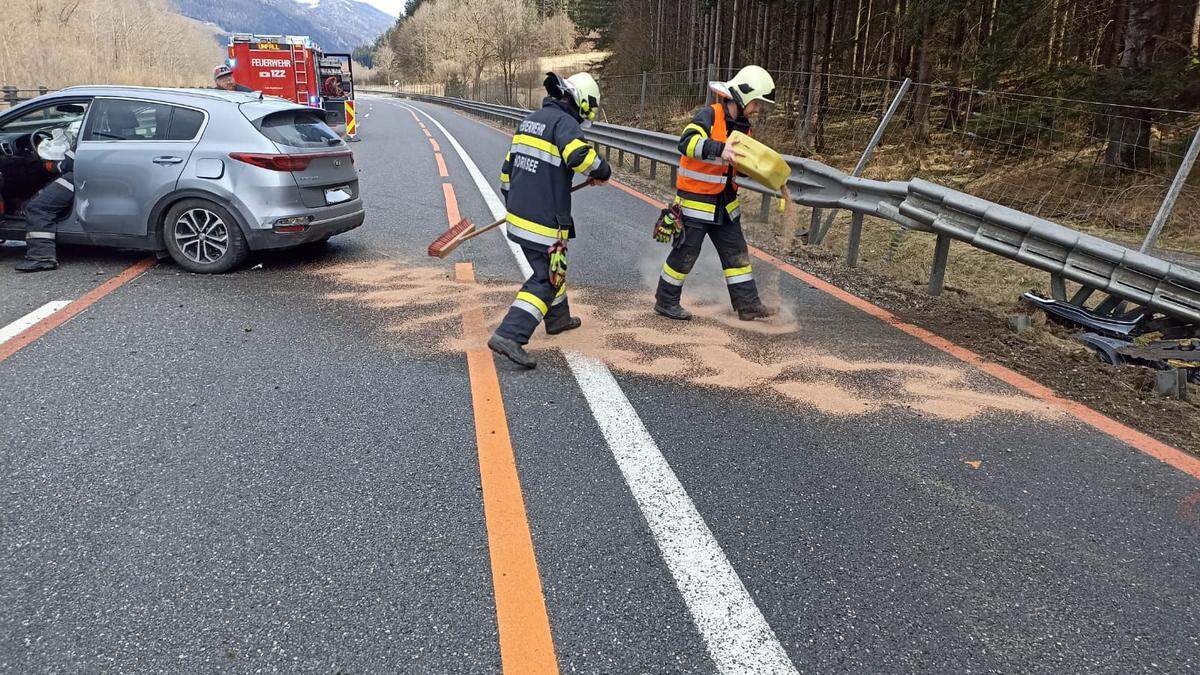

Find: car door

[73,97,206,237]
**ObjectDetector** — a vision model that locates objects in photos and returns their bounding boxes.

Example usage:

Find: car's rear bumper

[243,206,365,250]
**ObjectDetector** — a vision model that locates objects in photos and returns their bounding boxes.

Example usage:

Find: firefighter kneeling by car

[487,72,611,370]
[654,65,778,321]
[15,124,79,272]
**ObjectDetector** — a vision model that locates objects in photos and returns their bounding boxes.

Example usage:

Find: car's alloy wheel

[174,208,230,265]
[162,198,248,274]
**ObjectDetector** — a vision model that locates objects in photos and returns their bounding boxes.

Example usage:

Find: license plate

[324,186,352,204]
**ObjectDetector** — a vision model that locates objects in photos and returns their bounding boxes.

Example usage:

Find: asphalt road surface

[2,95,1199,673]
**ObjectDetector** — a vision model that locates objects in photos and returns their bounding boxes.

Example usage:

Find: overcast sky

[361,0,403,17]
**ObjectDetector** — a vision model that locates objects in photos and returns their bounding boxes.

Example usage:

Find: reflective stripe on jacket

[676,103,732,197]
[499,97,610,248]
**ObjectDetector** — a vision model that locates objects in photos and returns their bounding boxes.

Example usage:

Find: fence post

[809,77,912,247]
[638,72,647,127]
[1140,124,1200,253]
[2,86,17,107]
[928,233,951,296]
[38,86,47,97]
[704,63,716,104]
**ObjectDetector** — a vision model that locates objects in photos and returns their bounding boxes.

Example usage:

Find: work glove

[653,204,683,244]
[548,240,568,290]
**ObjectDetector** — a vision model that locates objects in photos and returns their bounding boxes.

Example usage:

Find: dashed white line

[399,98,798,674]
[0,301,71,347]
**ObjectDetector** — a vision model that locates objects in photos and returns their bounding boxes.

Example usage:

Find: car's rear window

[258,110,341,148]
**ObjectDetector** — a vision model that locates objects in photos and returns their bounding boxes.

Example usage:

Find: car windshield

[257,110,341,149]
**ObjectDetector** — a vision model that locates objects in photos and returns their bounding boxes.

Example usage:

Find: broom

[428,183,588,258]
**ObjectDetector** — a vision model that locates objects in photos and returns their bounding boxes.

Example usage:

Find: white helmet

[545,71,600,121]
[710,65,776,109]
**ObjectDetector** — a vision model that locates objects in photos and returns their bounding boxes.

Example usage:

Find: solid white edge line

[0,300,71,346]
[396,101,533,279]
[401,98,798,674]
[564,352,799,674]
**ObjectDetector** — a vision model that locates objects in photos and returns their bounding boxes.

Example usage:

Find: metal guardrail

[1,86,53,108]
[392,92,1200,328]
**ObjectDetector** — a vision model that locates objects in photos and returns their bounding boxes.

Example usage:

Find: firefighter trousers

[494,243,572,345]
[23,176,74,263]
[655,197,761,311]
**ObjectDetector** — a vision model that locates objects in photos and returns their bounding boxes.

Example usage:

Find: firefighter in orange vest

[654,65,777,321]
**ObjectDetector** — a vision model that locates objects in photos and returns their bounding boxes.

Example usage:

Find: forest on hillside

[584,0,1199,110]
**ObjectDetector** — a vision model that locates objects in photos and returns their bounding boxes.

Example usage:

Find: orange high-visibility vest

[676,102,735,195]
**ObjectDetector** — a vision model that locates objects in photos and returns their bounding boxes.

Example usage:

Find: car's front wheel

[162,199,248,274]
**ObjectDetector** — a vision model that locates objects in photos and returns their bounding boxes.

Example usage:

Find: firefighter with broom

[653,65,778,322]
[486,72,611,369]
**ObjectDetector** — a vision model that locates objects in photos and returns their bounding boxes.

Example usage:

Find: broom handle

[460,182,591,243]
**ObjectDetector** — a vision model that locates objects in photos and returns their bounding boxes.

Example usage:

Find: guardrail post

[618,148,625,166]
[605,145,612,162]
[638,72,647,127]
[1050,273,1068,301]
[633,153,641,172]
[670,165,677,185]
[809,78,912,247]
[1140,124,1200,253]
[928,233,951,296]
[846,212,865,267]
[759,193,771,221]
[650,159,657,179]
[2,86,17,107]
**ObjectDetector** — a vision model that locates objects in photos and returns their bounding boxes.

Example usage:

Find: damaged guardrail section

[899,180,1200,324]
[395,92,1200,329]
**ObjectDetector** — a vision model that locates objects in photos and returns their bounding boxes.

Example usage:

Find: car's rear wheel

[163,199,248,274]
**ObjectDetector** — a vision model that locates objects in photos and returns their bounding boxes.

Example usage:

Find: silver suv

[0,86,364,273]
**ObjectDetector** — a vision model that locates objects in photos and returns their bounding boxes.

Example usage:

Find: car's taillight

[229,151,352,172]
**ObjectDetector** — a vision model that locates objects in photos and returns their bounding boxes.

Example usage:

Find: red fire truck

[227,33,355,129]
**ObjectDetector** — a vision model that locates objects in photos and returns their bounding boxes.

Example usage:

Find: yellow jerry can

[727,130,790,191]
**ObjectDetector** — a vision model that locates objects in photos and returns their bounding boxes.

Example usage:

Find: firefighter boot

[488,334,537,369]
[545,316,582,335]
[737,303,777,321]
[15,236,58,272]
[654,302,693,321]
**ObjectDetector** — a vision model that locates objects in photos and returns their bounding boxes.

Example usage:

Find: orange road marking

[429,137,441,152]
[964,460,982,470]
[435,153,449,177]
[606,176,1200,481]
[0,257,155,364]
[437,141,557,672]
[455,261,559,674]
[442,183,460,225]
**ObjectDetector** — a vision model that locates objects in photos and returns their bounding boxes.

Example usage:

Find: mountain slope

[172,0,394,53]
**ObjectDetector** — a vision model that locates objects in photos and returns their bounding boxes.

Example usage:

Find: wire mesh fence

[401,67,1200,252]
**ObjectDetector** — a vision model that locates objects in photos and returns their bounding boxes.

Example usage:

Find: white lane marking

[0,301,71,346]
[564,352,799,674]
[396,101,532,278]
[403,99,798,674]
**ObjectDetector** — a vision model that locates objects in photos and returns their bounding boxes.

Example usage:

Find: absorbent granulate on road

[315,258,1058,423]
